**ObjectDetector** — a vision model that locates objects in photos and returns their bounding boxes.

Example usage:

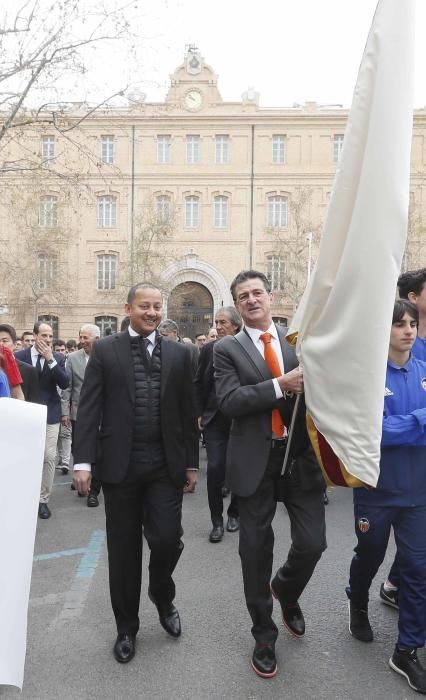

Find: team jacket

[354,356,426,506]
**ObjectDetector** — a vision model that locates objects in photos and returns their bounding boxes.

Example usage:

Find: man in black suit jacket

[15,321,69,520]
[214,270,326,679]
[194,306,241,542]
[73,283,199,664]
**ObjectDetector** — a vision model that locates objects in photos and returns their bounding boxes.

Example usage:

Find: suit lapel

[113,332,135,401]
[277,327,298,373]
[234,329,273,381]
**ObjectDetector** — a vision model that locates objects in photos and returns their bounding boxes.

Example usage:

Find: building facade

[1,48,426,339]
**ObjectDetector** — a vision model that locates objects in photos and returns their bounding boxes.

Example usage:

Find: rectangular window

[39,196,58,227]
[157,135,171,164]
[41,136,55,160]
[184,197,199,227]
[186,135,200,164]
[213,196,228,228]
[157,196,171,224]
[97,254,117,290]
[272,135,286,164]
[97,196,117,228]
[267,255,285,292]
[333,134,344,162]
[215,135,229,164]
[101,135,114,164]
[38,255,57,290]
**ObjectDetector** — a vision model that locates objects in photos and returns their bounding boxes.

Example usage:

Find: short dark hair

[230,270,271,302]
[392,299,419,324]
[397,268,426,299]
[217,306,242,332]
[127,282,162,304]
[33,321,52,334]
[22,330,33,339]
[120,317,130,331]
[54,339,66,347]
[0,323,17,343]
[195,332,206,339]
[66,339,77,349]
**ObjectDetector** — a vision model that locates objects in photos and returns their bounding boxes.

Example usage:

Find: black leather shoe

[148,591,181,638]
[251,642,277,678]
[87,492,99,508]
[61,465,69,475]
[209,524,224,543]
[221,487,230,497]
[270,576,305,638]
[38,503,51,519]
[226,515,239,532]
[113,633,136,663]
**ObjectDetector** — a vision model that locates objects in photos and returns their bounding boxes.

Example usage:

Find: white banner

[288,0,416,487]
[0,398,46,689]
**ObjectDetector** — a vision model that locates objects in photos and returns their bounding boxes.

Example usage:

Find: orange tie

[260,332,285,437]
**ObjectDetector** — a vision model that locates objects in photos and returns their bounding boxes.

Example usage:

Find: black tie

[140,337,151,367]
[35,354,43,374]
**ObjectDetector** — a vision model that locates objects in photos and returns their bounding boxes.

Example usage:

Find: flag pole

[281,393,302,476]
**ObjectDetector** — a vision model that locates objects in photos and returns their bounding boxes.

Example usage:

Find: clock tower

[165,47,223,111]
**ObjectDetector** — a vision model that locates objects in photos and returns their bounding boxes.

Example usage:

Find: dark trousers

[238,445,326,644]
[204,417,238,524]
[71,419,101,496]
[348,503,426,649]
[102,471,183,636]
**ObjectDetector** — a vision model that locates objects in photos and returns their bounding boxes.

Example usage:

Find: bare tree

[126,195,179,293]
[0,176,75,324]
[0,0,140,174]
[267,186,322,311]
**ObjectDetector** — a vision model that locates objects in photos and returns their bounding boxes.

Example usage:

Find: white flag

[288,0,416,487]
[0,398,46,689]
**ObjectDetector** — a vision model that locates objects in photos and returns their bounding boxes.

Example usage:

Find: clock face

[184,90,203,110]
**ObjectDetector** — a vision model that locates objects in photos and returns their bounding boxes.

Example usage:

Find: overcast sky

[88,0,425,109]
[3,0,425,109]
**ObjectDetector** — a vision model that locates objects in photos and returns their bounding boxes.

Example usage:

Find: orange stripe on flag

[306,413,367,488]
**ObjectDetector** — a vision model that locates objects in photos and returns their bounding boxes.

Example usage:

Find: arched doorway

[167,282,213,339]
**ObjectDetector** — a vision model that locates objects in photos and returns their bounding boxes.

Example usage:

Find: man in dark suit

[194,306,241,542]
[214,270,326,679]
[73,282,199,664]
[15,321,69,519]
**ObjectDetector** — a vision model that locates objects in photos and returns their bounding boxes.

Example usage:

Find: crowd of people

[1,266,426,694]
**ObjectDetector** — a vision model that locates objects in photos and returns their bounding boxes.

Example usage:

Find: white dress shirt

[31,344,57,370]
[244,322,284,399]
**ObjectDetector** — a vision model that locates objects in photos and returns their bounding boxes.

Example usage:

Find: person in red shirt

[0,344,24,400]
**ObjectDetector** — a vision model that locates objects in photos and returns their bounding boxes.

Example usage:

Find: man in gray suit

[214,270,326,679]
[61,323,100,506]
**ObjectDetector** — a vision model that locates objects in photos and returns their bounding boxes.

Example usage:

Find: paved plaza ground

[0,448,420,700]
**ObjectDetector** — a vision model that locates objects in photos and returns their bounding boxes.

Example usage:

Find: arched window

[97,254,117,290]
[267,195,288,228]
[97,195,117,228]
[38,314,59,338]
[95,315,117,337]
[39,196,58,227]
[184,195,200,228]
[213,196,228,228]
[156,195,171,224]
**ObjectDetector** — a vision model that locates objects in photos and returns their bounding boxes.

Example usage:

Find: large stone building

[1,48,426,339]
